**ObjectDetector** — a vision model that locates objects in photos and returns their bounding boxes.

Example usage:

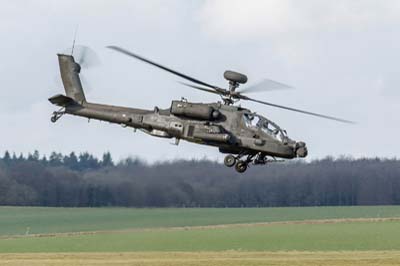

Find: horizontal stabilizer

[48,94,76,107]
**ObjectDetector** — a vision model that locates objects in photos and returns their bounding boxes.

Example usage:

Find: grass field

[1,219,400,252]
[1,205,399,236]
[1,206,400,265]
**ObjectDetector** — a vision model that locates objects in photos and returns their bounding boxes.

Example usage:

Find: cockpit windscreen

[243,113,288,141]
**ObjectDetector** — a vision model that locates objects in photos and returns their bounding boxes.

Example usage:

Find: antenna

[71,25,79,56]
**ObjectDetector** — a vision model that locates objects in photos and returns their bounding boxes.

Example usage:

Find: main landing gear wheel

[224,155,236,167]
[235,160,248,173]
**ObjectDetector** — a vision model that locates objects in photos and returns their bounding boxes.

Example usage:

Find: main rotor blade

[239,79,293,94]
[239,95,355,124]
[107,45,220,90]
[179,82,225,95]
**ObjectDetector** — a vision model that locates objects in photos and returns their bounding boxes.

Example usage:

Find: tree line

[0,151,399,207]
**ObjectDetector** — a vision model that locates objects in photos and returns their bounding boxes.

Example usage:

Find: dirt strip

[1,217,399,240]
[1,251,400,266]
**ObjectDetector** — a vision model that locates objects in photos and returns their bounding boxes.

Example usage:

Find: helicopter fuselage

[49,53,308,173]
[59,99,306,160]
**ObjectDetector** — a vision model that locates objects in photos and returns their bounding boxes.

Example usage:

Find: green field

[1,206,400,265]
[1,220,400,253]
[0,206,399,236]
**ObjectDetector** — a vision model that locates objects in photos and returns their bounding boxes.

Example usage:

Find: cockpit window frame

[242,112,288,141]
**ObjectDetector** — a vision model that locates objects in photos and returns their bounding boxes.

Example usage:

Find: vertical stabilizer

[58,54,86,103]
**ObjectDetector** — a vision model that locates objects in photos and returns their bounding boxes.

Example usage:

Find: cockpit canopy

[243,112,288,142]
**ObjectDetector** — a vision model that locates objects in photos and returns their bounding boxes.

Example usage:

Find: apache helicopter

[49,46,353,173]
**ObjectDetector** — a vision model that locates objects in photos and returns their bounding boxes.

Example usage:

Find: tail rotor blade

[73,45,101,69]
[80,74,93,93]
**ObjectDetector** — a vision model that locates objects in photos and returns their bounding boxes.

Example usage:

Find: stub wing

[48,94,77,107]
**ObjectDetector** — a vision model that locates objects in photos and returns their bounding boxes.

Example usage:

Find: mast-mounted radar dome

[224,70,248,84]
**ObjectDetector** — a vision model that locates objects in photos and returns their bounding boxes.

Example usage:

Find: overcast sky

[1,0,399,162]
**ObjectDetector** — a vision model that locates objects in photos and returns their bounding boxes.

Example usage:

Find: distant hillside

[0,151,399,207]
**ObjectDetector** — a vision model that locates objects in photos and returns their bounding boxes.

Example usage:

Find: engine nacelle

[170,101,219,120]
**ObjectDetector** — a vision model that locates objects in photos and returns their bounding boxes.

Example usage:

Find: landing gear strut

[224,152,282,173]
[50,108,65,123]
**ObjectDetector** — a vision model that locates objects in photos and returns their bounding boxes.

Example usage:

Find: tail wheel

[224,155,236,167]
[235,160,248,173]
